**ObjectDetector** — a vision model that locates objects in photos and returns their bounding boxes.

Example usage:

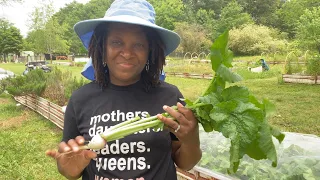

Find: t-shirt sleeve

[62,96,81,142]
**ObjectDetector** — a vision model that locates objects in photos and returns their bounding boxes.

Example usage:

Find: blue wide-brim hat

[74,0,180,81]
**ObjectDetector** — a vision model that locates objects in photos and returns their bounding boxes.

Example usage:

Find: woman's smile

[118,62,135,69]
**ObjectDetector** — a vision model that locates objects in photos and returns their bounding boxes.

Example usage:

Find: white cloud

[0,0,90,37]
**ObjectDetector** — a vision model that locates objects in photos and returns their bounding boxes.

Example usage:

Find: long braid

[88,24,109,88]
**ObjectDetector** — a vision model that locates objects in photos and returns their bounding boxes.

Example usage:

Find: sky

[0,0,91,37]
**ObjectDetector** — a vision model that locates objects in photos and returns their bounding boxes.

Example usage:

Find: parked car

[0,68,15,94]
[23,61,51,75]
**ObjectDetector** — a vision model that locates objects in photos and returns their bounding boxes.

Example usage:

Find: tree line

[1,0,320,61]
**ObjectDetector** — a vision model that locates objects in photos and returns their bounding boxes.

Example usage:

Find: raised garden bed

[282,74,320,84]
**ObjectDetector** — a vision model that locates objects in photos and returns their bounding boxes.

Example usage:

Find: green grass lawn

[0,62,85,79]
[0,63,26,75]
[0,93,64,179]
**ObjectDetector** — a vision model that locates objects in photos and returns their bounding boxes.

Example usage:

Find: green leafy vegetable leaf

[187,30,285,173]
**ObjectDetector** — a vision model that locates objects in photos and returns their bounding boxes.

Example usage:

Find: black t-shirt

[63,80,184,180]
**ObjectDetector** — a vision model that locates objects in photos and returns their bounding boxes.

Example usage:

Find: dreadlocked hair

[88,23,109,88]
[88,22,166,92]
[141,26,166,92]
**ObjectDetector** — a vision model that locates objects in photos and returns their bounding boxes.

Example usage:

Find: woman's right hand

[45,136,97,179]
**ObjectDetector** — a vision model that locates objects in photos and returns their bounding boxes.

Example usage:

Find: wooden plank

[166,72,213,80]
[283,78,315,84]
[282,74,314,79]
[282,74,320,85]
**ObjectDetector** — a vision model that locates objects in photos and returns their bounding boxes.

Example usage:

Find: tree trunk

[4,54,7,63]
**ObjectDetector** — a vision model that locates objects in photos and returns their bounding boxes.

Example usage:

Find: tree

[53,0,113,54]
[26,0,69,61]
[215,1,253,39]
[296,7,320,53]
[173,22,212,54]
[148,0,185,30]
[182,0,233,19]
[44,17,69,57]
[274,0,320,39]
[237,0,281,25]
[0,18,23,62]
[229,24,287,56]
[82,0,113,19]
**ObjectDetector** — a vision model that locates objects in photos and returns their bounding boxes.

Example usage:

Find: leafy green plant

[3,66,87,105]
[306,55,320,76]
[284,52,303,74]
[185,31,285,173]
[5,69,47,96]
[229,24,287,56]
[43,67,87,105]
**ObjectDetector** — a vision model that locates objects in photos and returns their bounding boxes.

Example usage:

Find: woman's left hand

[157,102,200,146]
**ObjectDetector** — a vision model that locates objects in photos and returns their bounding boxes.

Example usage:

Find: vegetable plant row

[81,31,285,173]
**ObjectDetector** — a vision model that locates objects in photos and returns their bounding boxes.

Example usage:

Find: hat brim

[74,15,180,56]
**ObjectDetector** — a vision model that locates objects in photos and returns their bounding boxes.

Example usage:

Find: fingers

[75,136,86,145]
[45,149,59,159]
[83,150,97,160]
[58,136,86,153]
[176,102,193,118]
[157,114,180,132]
[163,104,184,124]
[162,102,193,125]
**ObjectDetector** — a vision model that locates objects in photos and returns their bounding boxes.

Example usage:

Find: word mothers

[90,110,149,125]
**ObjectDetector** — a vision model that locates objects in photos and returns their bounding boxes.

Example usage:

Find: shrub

[5,70,47,96]
[306,55,320,76]
[173,22,212,54]
[229,24,288,56]
[4,67,88,106]
[284,52,303,75]
[42,67,87,105]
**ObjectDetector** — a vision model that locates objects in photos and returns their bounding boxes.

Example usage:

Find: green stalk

[105,116,141,132]
[101,120,162,141]
[98,106,178,143]
[109,111,172,133]
[112,115,159,132]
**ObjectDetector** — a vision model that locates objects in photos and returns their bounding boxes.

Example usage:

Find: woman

[46,0,201,179]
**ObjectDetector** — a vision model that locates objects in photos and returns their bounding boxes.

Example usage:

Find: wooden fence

[187,59,304,65]
[13,94,232,180]
[282,74,320,84]
[14,95,64,129]
[166,72,213,80]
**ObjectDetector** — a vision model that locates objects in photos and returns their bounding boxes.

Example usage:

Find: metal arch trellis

[183,52,192,60]
[198,52,207,60]
[191,52,199,59]
[304,50,309,65]
[284,51,302,74]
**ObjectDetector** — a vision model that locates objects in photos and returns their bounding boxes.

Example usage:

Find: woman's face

[105,23,149,86]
